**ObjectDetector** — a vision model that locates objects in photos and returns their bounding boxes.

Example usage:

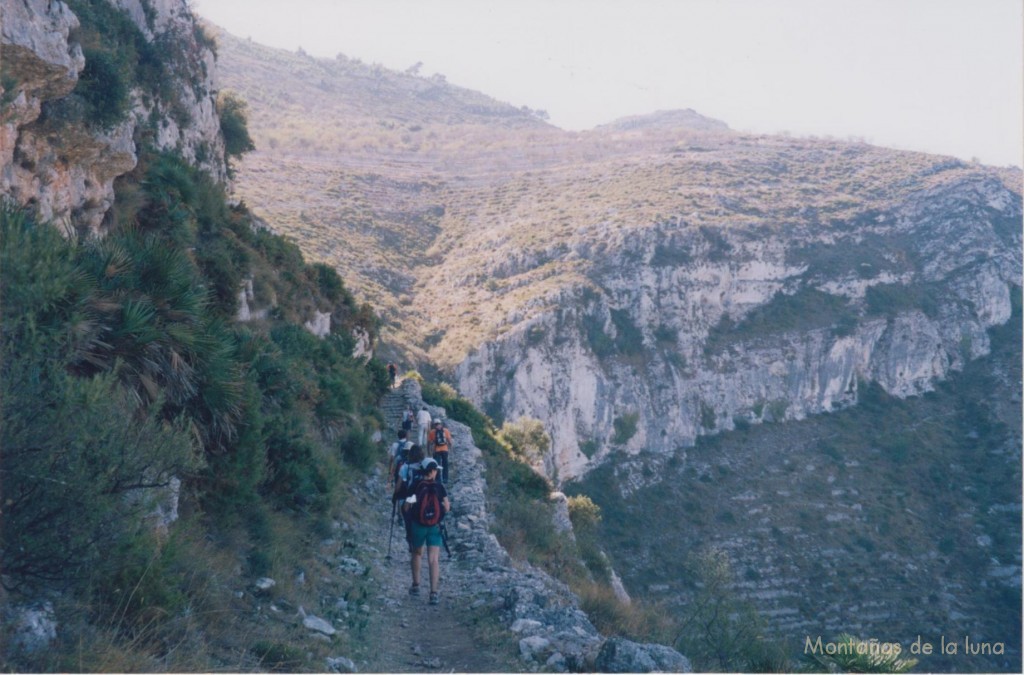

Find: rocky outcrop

[304,310,331,337]
[595,637,692,673]
[1,0,226,233]
[3,601,57,655]
[456,172,1022,485]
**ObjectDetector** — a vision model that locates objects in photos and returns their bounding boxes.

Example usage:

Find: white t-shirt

[416,409,432,428]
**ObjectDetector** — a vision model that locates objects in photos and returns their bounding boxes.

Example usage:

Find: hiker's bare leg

[411,546,424,587]
[428,545,441,593]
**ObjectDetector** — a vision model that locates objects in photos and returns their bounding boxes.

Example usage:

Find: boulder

[303,613,337,636]
[325,655,357,672]
[595,637,692,673]
[7,601,57,654]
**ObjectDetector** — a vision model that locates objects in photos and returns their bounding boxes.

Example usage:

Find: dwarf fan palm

[57,226,245,454]
[70,233,204,406]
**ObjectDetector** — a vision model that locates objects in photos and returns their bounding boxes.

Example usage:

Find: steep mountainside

[215,27,1021,482]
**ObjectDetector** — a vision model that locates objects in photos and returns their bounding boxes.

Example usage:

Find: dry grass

[4,500,384,673]
[576,581,675,644]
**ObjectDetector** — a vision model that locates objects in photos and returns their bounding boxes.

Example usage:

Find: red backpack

[414,481,443,526]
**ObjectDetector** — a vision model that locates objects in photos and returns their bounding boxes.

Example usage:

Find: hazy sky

[193,0,1023,167]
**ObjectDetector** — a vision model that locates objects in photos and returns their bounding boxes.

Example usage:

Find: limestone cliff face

[455,173,1021,484]
[1,0,226,233]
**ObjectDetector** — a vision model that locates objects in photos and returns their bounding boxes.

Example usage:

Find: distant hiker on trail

[416,405,432,446]
[402,405,414,435]
[387,429,413,491]
[387,362,398,388]
[402,458,449,605]
[428,419,452,483]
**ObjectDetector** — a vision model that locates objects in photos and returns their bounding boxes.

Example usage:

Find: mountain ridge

[597,108,731,133]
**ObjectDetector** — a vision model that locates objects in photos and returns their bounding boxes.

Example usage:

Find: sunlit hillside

[216,23,1018,371]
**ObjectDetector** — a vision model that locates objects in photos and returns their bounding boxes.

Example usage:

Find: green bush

[0,206,202,592]
[77,48,131,128]
[567,495,602,532]
[311,262,347,303]
[611,308,644,355]
[499,417,551,462]
[64,0,169,129]
[612,412,639,445]
[261,414,332,509]
[654,323,677,345]
[341,427,376,471]
[0,361,197,592]
[583,313,615,358]
[700,402,717,430]
[803,634,917,673]
[95,531,189,628]
[673,547,784,671]
[217,91,255,175]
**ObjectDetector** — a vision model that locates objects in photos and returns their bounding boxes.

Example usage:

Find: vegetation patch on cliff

[705,286,856,354]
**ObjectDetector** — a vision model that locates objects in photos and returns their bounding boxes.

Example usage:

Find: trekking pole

[385,499,397,561]
[440,521,452,559]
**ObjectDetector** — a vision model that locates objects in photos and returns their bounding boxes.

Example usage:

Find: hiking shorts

[409,521,443,549]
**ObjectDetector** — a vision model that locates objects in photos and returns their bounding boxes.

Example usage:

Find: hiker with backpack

[402,458,449,605]
[386,442,423,560]
[387,429,413,492]
[427,419,452,483]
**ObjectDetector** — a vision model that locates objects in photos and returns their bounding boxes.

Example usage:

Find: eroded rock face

[1,0,226,233]
[456,173,1022,485]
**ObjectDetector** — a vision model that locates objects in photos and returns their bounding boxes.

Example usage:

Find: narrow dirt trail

[352,382,523,673]
[358,539,516,673]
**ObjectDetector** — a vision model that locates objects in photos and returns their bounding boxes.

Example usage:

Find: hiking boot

[429,592,439,605]
[409,584,420,596]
